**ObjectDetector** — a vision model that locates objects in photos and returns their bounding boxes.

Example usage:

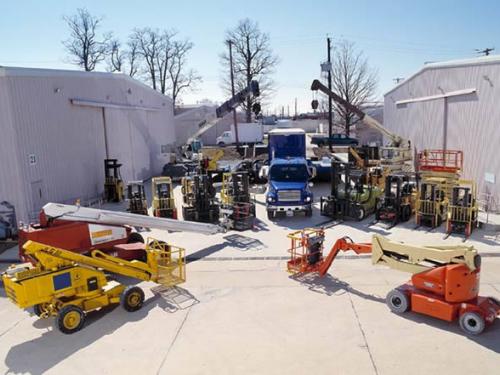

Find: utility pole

[327,36,333,151]
[227,40,239,150]
[294,98,298,118]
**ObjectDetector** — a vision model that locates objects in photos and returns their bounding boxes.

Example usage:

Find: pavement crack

[0,317,26,338]
[347,291,379,375]
[156,306,192,374]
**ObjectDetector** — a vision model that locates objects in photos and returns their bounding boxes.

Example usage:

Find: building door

[31,180,46,214]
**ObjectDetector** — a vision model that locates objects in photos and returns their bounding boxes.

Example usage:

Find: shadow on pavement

[292,273,500,353]
[4,292,187,375]
[187,234,267,262]
[290,273,385,303]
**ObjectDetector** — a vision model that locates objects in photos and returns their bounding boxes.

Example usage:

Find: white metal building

[0,67,175,222]
[384,56,500,209]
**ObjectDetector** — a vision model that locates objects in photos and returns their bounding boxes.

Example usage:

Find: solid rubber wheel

[56,305,85,334]
[386,289,410,314]
[33,303,51,317]
[459,312,485,335]
[356,207,365,221]
[121,286,145,312]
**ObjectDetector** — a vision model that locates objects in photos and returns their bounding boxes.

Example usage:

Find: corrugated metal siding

[384,63,500,208]
[0,71,175,221]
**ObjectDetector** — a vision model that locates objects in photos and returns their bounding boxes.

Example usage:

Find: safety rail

[417,200,437,215]
[287,228,325,274]
[146,238,186,287]
[417,150,463,173]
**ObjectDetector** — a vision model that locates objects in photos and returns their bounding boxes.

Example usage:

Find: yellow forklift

[152,177,177,219]
[447,180,478,238]
[104,159,124,202]
[127,181,148,215]
[220,172,256,230]
[181,174,219,223]
[2,239,185,334]
[415,177,449,228]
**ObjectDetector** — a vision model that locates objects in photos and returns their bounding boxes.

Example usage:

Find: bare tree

[108,39,124,72]
[62,8,111,71]
[169,40,202,111]
[330,40,378,136]
[130,28,177,94]
[126,38,139,77]
[221,19,279,122]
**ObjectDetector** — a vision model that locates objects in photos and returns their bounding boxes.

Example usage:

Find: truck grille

[278,190,301,202]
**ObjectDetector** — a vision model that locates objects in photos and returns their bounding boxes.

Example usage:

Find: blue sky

[1,0,498,113]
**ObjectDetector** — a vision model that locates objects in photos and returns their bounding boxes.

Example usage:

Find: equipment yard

[1,183,499,375]
[2,4,500,374]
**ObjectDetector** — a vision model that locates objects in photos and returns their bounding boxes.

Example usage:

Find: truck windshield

[270,164,308,182]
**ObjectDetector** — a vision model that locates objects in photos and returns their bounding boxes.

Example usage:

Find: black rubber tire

[459,311,485,335]
[56,305,85,334]
[386,289,410,314]
[356,207,366,221]
[305,208,313,217]
[121,286,145,312]
[267,210,274,220]
[402,205,411,222]
[33,303,50,317]
[127,232,144,244]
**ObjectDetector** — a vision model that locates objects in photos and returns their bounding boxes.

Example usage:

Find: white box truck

[216,123,263,146]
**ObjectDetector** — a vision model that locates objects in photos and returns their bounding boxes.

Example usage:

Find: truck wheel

[56,305,85,334]
[267,210,274,220]
[121,286,145,312]
[386,289,410,314]
[127,232,144,244]
[218,142,225,147]
[459,312,485,335]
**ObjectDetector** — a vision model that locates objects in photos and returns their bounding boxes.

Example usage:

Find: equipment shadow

[292,273,500,353]
[4,288,194,375]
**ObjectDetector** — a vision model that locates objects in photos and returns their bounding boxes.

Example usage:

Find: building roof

[385,55,500,96]
[0,66,173,103]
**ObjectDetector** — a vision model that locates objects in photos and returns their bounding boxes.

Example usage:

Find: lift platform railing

[417,150,463,173]
[146,238,186,287]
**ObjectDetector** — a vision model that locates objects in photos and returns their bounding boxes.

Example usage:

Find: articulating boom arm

[311,79,405,147]
[318,237,372,277]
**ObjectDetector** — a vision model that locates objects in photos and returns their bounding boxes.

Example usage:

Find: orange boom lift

[287,229,500,335]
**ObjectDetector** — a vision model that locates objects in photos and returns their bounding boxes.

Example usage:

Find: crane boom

[311,79,405,147]
[42,203,223,235]
[185,80,260,144]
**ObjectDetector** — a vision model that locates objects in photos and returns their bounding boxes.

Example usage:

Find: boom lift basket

[287,228,326,274]
[147,238,185,286]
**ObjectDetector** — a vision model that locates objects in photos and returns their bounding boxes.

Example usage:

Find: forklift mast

[104,159,124,202]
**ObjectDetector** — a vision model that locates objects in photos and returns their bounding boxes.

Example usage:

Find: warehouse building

[0,67,175,224]
[384,56,500,209]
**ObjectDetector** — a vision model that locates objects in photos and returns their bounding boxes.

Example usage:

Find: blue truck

[265,129,315,219]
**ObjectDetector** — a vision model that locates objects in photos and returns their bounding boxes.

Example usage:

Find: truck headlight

[305,196,311,203]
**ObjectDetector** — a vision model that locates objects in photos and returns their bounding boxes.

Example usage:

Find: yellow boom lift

[2,239,185,334]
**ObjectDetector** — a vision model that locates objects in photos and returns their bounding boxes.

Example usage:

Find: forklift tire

[56,305,85,334]
[459,311,485,335]
[386,289,410,314]
[355,207,365,221]
[127,233,144,244]
[121,286,145,312]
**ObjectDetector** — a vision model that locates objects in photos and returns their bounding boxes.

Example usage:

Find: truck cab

[265,128,315,219]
